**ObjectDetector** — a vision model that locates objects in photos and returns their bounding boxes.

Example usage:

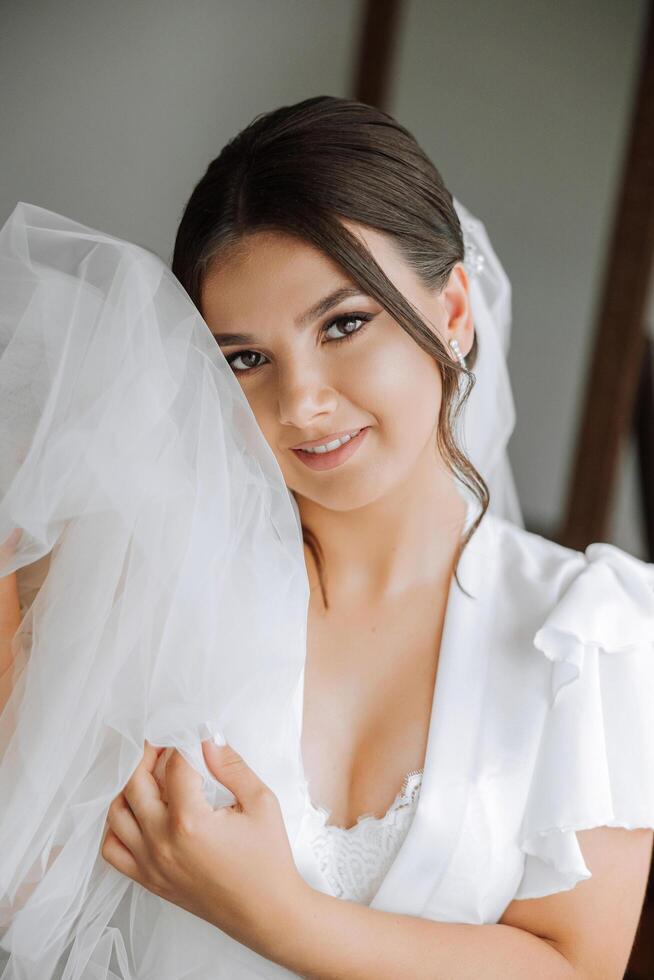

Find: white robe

[290,498,654,928]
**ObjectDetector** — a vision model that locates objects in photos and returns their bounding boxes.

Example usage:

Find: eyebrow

[211,286,366,346]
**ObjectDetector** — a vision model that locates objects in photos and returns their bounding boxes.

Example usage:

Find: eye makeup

[222,311,374,375]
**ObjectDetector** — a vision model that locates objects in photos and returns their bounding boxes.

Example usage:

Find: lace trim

[307,768,424,904]
[307,767,424,830]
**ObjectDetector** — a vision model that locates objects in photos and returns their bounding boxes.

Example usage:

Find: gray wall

[1,0,650,556]
[0,0,361,259]
[392,0,651,556]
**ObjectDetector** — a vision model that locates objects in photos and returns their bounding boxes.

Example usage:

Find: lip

[291,426,370,471]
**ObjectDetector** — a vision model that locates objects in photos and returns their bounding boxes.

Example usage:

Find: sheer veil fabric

[0,198,520,978]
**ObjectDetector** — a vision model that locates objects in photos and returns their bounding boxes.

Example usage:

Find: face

[200,220,473,514]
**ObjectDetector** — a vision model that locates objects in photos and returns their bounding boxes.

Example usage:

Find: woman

[1,96,653,979]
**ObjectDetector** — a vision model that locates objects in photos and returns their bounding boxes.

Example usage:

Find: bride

[1,95,653,980]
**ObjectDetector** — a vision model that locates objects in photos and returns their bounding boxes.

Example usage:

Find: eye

[224,312,374,375]
[322,313,372,344]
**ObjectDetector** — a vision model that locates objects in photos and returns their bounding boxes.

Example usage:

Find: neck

[294,453,470,609]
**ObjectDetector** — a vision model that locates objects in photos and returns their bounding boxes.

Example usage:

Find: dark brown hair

[172,95,489,609]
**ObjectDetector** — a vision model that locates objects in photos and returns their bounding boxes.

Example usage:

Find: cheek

[362,342,443,446]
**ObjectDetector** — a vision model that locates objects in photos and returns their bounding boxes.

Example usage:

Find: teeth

[300,429,361,454]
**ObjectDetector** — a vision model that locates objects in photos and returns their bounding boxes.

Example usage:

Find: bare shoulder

[499,825,654,978]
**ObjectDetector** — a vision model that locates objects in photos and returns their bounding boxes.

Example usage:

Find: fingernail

[212,731,227,747]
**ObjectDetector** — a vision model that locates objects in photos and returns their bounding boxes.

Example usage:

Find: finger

[152,747,174,803]
[164,749,208,827]
[201,740,269,813]
[142,739,164,772]
[122,744,167,826]
[101,826,141,881]
[107,793,145,856]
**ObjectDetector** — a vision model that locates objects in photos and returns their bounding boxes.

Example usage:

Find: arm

[261,825,653,980]
[0,569,21,715]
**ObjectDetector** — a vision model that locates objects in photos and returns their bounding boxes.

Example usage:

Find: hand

[101,738,309,958]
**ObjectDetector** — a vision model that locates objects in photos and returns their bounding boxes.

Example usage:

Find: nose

[277,364,339,432]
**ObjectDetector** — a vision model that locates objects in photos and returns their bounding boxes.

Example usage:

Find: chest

[299,579,451,829]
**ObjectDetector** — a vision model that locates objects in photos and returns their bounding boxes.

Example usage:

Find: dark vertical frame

[351,0,404,110]
[558,3,654,556]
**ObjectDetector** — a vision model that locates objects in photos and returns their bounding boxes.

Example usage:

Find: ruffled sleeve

[514,542,654,900]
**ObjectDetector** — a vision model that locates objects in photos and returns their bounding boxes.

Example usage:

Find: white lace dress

[306,769,424,905]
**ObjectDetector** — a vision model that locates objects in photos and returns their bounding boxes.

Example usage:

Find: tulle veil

[0,201,313,979]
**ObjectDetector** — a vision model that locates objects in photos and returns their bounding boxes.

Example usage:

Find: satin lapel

[369,505,498,914]
[289,657,336,895]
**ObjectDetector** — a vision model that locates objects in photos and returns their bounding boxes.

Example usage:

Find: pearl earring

[449,338,467,369]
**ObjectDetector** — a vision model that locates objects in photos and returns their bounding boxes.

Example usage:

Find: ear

[442,262,474,358]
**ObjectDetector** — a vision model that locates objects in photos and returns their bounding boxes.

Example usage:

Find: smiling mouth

[294,428,363,453]
[291,426,370,470]
[291,427,365,451]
